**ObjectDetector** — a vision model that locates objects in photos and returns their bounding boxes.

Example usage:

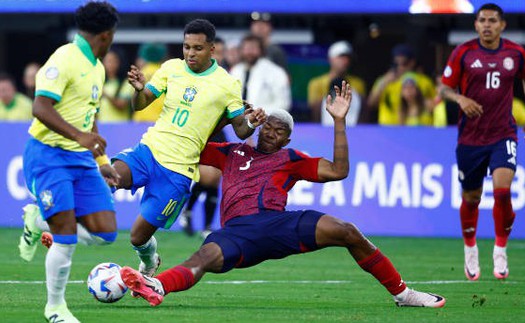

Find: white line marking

[0,279,519,285]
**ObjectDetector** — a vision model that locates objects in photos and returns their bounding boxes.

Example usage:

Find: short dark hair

[241,34,265,54]
[0,72,15,84]
[476,3,504,20]
[184,19,216,43]
[75,1,119,35]
[214,36,225,45]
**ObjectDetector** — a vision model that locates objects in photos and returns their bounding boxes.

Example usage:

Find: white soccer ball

[87,262,128,303]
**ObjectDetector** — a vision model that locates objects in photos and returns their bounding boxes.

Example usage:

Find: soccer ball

[87,262,128,303]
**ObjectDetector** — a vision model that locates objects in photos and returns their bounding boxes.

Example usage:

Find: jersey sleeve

[224,78,244,119]
[288,149,322,182]
[35,51,70,103]
[200,142,233,171]
[441,45,465,89]
[145,61,169,98]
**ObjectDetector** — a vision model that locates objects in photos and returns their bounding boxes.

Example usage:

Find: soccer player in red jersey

[120,81,446,308]
[440,3,525,281]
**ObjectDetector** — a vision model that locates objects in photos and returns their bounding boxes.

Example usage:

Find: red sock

[460,199,479,247]
[156,265,195,294]
[358,249,406,295]
[493,188,515,247]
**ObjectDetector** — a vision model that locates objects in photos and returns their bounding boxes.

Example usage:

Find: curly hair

[184,19,216,43]
[75,1,119,35]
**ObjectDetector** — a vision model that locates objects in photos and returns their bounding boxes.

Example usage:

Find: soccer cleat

[44,303,80,323]
[120,266,165,306]
[132,253,162,297]
[18,204,43,262]
[41,232,53,249]
[493,247,509,279]
[464,245,480,281]
[179,210,194,236]
[394,288,446,308]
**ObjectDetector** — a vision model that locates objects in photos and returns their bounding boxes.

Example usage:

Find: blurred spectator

[132,42,167,122]
[320,77,362,126]
[432,73,459,127]
[367,44,435,125]
[308,41,366,123]
[225,39,241,70]
[0,72,32,121]
[250,12,288,71]
[399,74,433,126]
[213,36,229,70]
[22,62,41,99]
[230,34,291,114]
[99,48,133,122]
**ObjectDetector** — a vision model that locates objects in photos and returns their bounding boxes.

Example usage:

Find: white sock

[133,236,157,267]
[494,245,507,255]
[394,287,409,300]
[46,243,76,307]
[34,213,50,232]
[76,224,109,246]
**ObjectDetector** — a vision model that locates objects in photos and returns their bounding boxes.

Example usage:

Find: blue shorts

[113,143,191,229]
[456,138,517,190]
[203,210,324,273]
[23,138,114,219]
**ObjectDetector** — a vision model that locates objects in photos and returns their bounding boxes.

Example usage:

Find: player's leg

[120,239,226,306]
[315,214,445,308]
[199,165,222,238]
[179,182,202,236]
[489,138,517,279]
[456,144,489,281]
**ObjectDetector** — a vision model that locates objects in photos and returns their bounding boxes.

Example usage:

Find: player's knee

[340,222,366,246]
[92,231,118,245]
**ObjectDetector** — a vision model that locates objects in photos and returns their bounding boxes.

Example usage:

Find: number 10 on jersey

[172,107,189,127]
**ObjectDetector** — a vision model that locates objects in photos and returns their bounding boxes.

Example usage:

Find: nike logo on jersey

[470,59,483,68]
[239,157,254,170]
[80,72,88,77]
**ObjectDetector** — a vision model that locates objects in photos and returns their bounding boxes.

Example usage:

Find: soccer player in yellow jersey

[17,2,120,322]
[111,19,266,280]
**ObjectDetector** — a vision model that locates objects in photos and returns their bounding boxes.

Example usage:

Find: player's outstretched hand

[99,164,121,187]
[326,80,352,122]
[127,65,147,91]
[77,132,107,157]
[457,95,483,118]
[246,107,267,128]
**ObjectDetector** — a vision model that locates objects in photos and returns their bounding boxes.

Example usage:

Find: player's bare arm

[230,107,267,139]
[440,84,483,118]
[317,81,352,182]
[90,122,121,186]
[33,96,107,157]
[128,64,156,111]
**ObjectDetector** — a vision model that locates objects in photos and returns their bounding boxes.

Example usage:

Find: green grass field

[1,228,524,322]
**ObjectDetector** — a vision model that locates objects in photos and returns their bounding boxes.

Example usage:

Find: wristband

[246,118,256,129]
[95,154,110,166]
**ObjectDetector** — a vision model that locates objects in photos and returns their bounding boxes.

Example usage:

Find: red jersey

[442,38,525,145]
[199,142,321,226]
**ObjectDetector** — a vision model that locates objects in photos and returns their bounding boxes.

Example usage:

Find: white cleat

[18,204,43,262]
[464,245,480,281]
[45,303,80,323]
[493,246,509,279]
[394,288,446,308]
[132,253,161,298]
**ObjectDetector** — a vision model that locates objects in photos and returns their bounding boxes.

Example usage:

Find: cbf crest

[39,190,54,211]
[183,86,197,103]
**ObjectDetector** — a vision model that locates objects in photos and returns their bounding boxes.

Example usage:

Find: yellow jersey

[308,73,366,106]
[29,34,105,151]
[141,58,244,181]
[0,93,32,121]
[132,62,164,122]
[99,78,133,122]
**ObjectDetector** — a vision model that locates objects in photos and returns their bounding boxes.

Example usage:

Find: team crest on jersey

[503,57,514,71]
[92,85,99,100]
[39,190,54,211]
[183,86,197,103]
[443,65,452,78]
[45,67,59,80]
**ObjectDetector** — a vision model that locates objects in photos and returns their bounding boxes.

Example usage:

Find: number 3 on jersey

[172,107,189,127]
